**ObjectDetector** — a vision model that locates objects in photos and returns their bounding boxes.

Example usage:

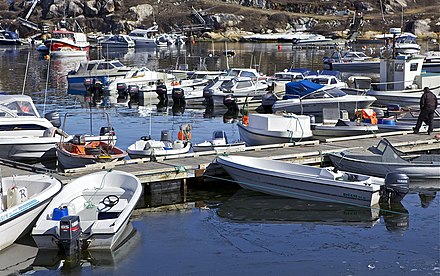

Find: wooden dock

[1,130,438,188]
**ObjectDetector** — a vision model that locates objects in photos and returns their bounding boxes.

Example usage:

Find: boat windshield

[213,131,226,139]
[2,100,38,117]
[302,88,346,99]
[110,61,125,68]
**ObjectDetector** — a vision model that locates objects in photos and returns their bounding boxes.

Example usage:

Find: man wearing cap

[413,87,438,135]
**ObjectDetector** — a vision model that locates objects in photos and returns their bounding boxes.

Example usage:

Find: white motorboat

[237,113,313,146]
[304,74,347,89]
[213,76,269,108]
[44,28,90,53]
[0,174,62,251]
[67,59,132,95]
[127,125,192,159]
[32,170,142,254]
[268,70,305,93]
[128,25,160,47]
[313,119,378,139]
[99,34,135,49]
[192,130,245,152]
[271,80,376,120]
[216,155,409,206]
[202,68,267,106]
[323,51,380,73]
[328,139,440,180]
[291,33,333,45]
[366,55,440,107]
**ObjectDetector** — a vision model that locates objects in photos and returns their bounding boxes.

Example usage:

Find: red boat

[44,29,90,52]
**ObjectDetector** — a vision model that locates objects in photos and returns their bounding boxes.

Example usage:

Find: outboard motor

[203,88,214,106]
[58,216,82,256]
[116,83,128,101]
[128,85,139,105]
[156,82,168,102]
[44,111,61,128]
[223,94,238,110]
[261,92,277,114]
[161,130,172,148]
[172,88,185,102]
[382,172,410,202]
[100,126,115,136]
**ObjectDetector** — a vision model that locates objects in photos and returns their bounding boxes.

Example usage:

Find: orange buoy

[243,115,249,126]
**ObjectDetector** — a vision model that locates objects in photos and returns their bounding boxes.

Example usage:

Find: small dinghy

[216,155,409,206]
[329,138,440,179]
[56,134,127,170]
[0,174,62,251]
[32,170,142,254]
[127,124,192,159]
[193,130,245,152]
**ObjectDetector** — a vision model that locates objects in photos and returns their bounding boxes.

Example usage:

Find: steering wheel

[102,195,119,208]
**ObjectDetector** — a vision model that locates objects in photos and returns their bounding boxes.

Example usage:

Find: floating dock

[1,130,438,192]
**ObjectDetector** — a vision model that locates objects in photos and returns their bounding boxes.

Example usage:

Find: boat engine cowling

[172,88,185,101]
[382,172,410,202]
[128,85,139,104]
[100,126,115,136]
[58,216,82,256]
[116,83,128,100]
[44,111,61,128]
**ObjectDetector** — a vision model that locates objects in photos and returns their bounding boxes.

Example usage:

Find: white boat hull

[32,170,142,251]
[192,141,246,152]
[217,155,382,206]
[127,140,191,159]
[0,175,62,251]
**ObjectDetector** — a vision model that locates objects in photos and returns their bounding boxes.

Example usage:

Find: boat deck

[0,129,438,187]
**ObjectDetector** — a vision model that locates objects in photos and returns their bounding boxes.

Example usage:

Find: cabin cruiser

[128,25,160,47]
[292,33,333,45]
[271,80,376,121]
[44,29,90,52]
[99,34,135,49]
[67,59,132,95]
[366,55,440,107]
[323,51,380,73]
[0,95,117,161]
[304,73,347,89]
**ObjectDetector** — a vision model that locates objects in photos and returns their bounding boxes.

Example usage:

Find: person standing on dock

[413,87,438,135]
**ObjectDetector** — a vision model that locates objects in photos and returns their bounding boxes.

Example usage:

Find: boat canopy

[285,80,324,97]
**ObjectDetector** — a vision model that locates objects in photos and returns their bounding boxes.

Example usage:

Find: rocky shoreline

[1,0,439,43]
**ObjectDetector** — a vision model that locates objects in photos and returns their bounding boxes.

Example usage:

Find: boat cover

[285,80,324,97]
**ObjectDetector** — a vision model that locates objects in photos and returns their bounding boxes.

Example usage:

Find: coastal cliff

[1,0,439,40]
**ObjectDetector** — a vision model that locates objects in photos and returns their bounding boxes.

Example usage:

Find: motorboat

[67,59,132,95]
[216,155,409,206]
[271,80,376,120]
[0,95,118,161]
[44,29,90,53]
[395,33,421,55]
[237,113,313,146]
[99,34,135,49]
[304,73,347,89]
[328,138,440,179]
[56,135,127,170]
[192,130,245,152]
[0,94,60,137]
[312,119,378,139]
[127,125,192,159]
[217,189,381,227]
[291,33,333,45]
[366,55,440,107]
[213,77,270,108]
[32,170,142,254]
[104,67,173,106]
[323,51,380,73]
[268,70,305,93]
[49,47,88,58]
[128,26,160,47]
[0,174,62,251]
[0,29,21,45]
[203,68,268,106]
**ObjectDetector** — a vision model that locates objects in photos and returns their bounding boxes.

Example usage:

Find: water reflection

[31,224,139,272]
[380,201,409,232]
[217,189,381,227]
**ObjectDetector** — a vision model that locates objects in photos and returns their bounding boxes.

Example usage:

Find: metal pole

[22,52,30,95]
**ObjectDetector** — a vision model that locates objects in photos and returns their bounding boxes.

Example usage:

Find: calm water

[0,44,438,275]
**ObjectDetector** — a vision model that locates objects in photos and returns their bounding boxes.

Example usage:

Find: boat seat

[82,187,125,197]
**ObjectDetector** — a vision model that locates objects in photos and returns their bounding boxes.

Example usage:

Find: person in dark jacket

[413,87,438,135]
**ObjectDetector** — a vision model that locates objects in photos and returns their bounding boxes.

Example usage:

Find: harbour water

[0,43,438,275]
